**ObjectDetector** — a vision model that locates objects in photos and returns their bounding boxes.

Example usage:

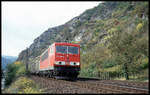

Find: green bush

[5,64,18,86]
[101,60,117,68]
[5,62,26,87]
[16,64,26,77]
[139,62,148,69]
[80,62,99,77]
[3,77,43,93]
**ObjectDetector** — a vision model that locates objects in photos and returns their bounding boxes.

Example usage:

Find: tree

[5,64,18,86]
[107,27,148,80]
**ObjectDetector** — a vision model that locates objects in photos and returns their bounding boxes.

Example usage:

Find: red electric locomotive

[39,42,80,79]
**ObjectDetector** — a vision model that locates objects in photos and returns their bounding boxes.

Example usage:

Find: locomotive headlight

[55,61,59,65]
[70,62,75,65]
[61,61,65,65]
[55,61,65,65]
[76,62,80,65]
[70,62,80,65]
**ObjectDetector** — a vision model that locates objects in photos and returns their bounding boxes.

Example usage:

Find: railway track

[98,79,149,89]
[29,75,149,94]
[77,77,149,93]
[79,80,148,93]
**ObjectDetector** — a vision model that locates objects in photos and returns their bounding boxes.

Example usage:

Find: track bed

[29,75,149,94]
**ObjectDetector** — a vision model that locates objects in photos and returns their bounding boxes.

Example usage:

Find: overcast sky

[2,1,101,57]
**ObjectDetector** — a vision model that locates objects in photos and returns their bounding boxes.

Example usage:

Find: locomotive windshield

[68,46,78,54]
[56,46,79,54]
[56,46,67,54]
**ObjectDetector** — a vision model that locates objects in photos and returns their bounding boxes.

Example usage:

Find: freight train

[28,42,80,79]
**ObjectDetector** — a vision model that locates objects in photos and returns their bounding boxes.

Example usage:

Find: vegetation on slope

[2,77,43,94]
[3,61,43,93]
[4,61,26,87]
[79,2,148,80]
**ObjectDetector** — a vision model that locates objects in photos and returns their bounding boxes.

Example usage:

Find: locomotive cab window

[56,46,67,54]
[56,45,79,54]
[68,46,78,54]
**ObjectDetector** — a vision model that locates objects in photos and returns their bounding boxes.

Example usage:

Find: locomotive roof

[54,42,80,47]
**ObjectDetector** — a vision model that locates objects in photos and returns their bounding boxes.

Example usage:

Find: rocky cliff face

[17,1,148,64]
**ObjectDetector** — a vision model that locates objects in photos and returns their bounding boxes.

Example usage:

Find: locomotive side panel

[39,43,56,71]
[49,45,55,68]
[39,49,50,71]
